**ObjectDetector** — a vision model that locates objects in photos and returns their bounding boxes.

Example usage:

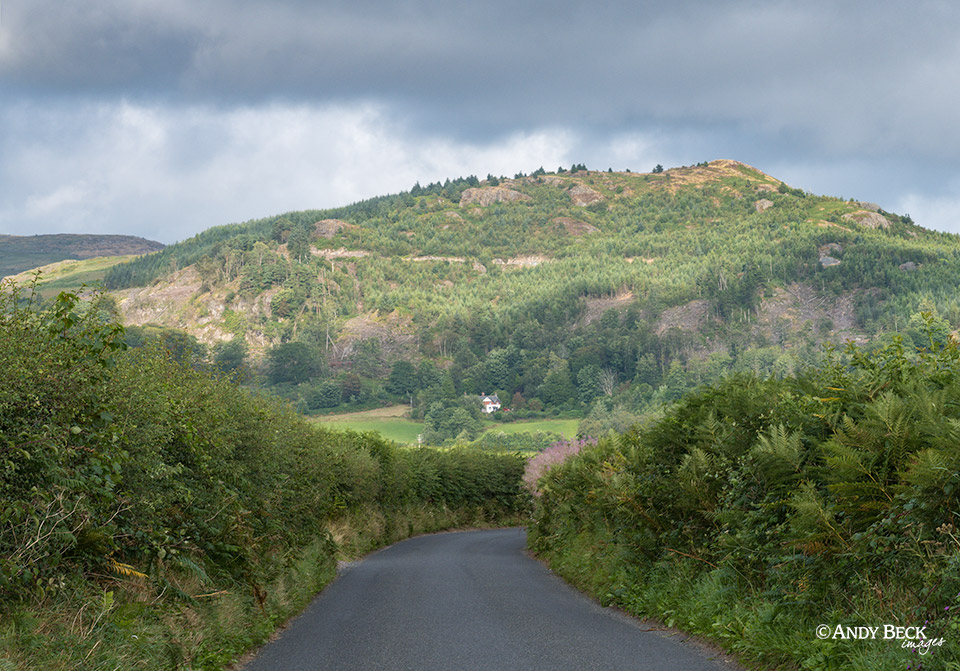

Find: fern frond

[749,424,803,489]
[108,557,148,579]
[903,448,951,488]
[172,554,211,585]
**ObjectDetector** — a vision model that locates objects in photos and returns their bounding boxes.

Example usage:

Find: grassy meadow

[310,405,578,445]
[309,405,424,443]
[481,418,579,439]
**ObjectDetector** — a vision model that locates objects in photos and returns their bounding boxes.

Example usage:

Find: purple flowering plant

[523,437,598,495]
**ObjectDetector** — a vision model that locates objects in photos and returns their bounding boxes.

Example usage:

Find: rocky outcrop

[569,184,603,206]
[754,282,865,344]
[899,261,918,272]
[842,210,890,229]
[654,299,710,336]
[580,291,635,326]
[332,311,418,365]
[114,267,275,349]
[492,255,549,268]
[754,199,774,212]
[523,175,567,187]
[314,219,355,238]
[552,217,599,236]
[459,187,532,207]
[817,243,843,268]
[311,247,370,259]
[409,255,466,263]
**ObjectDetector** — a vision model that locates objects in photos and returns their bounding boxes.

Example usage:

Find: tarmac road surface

[243,527,739,671]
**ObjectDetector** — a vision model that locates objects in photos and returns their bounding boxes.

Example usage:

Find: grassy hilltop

[0,233,163,278]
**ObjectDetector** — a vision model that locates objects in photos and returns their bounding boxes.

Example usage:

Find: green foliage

[467,430,563,454]
[211,338,247,377]
[386,360,417,397]
[125,325,206,367]
[267,341,324,384]
[540,360,575,407]
[304,380,344,410]
[422,398,483,444]
[350,338,384,378]
[269,287,303,318]
[577,400,648,438]
[575,364,603,404]
[0,289,527,669]
[531,324,960,669]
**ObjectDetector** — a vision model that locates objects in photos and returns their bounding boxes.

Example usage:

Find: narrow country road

[243,528,739,671]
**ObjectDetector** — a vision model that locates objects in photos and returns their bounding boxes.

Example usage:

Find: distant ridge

[0,233,164,277]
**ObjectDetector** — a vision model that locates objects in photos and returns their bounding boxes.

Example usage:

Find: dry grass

[317,404,410,421]
[815,219,853,231]
[652,159,781,194]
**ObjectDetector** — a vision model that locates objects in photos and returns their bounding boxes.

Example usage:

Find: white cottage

[479,393,501,414]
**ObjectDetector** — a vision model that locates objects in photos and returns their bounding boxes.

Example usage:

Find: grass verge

[531,529,960,671]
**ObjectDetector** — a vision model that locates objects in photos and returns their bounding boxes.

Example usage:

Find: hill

[0,233,164,278]
[2,255,144,297]
[100,160,960,436]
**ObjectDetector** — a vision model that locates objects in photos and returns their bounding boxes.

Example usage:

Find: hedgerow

[0,285,527,670]
[531,316,960,670]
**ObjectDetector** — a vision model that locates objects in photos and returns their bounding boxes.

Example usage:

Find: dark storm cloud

[2,0,960,239]
[3,0,959,157]
[0,1,198,92]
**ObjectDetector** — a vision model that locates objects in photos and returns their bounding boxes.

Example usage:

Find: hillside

[2,255,143,297]
[0,233,164,278]
[101,160,960,435]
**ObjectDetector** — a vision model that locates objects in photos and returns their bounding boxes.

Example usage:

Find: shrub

[522,437,597,494]
[530,326,960,668]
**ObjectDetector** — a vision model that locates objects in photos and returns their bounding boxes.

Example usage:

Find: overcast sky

[2,0,959,244]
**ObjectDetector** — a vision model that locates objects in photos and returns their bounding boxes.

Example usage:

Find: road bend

[243,527,739,671]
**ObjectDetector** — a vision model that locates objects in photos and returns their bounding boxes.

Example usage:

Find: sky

[1,0,960,244]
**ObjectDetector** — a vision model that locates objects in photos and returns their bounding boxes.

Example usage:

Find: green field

[319,418,426,444]
[4,255,140,297]
[480,418,579,438]
[311,406,579,445]
[309,405,424,444]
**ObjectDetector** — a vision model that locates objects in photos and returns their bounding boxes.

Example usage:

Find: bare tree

[599,368,617,396]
